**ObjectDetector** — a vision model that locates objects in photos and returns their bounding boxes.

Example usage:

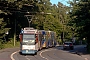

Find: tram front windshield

[23,34,35,45]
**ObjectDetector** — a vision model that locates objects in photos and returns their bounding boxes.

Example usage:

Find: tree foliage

[0,10,10,39]
[69,0,90,38]
[68,0,90,52]
[0,0,69,44]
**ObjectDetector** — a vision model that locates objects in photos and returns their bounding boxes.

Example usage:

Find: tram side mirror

[35,34,37,38]
[35,34,38,44]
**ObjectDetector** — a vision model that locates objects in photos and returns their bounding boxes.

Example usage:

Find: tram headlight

[22,45,28,50]
[29,40,35,43]
[31,40,35,42]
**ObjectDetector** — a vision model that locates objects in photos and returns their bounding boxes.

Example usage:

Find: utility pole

[14,19,16,46]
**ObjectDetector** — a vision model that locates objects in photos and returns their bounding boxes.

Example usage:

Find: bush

[0,38,20,49]
[0,40,4,49]
[3,39,20,48]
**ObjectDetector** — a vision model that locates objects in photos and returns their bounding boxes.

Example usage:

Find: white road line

[84,58,88,60]
[25,56,30,60]
[10,50,20,60]
[40,50,49,60]
[40,49,56,60]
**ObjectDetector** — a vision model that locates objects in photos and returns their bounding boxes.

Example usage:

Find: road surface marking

[25,56,30,60]
[40,50,49,60]
[10,50,20,60]
[40,49,56,60]
[85,58,88,60]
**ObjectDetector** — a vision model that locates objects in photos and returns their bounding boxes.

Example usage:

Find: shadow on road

[55,45,89,56]
[69,47,88,56]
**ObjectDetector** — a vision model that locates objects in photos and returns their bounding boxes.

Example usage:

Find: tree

[0,0,69,45]
[0,10,10,40]
[68,0,90,52]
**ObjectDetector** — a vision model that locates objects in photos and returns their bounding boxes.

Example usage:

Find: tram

[19,27,57,55]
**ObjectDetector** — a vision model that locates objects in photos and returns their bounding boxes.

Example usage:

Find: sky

[50,0,70,6]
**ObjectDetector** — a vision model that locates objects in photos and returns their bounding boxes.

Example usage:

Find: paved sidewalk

[81,54,90,60]
[56,45,90,60]
[81,48,90,60]
[76,46,90,60]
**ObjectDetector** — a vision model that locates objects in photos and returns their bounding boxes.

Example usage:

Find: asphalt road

[0,45,89,60]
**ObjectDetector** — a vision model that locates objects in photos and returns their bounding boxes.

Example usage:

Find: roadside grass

[3,41,20,48]
[0,38,20,49]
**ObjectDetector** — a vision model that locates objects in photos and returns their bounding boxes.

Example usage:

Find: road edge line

[10,50,20,60]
